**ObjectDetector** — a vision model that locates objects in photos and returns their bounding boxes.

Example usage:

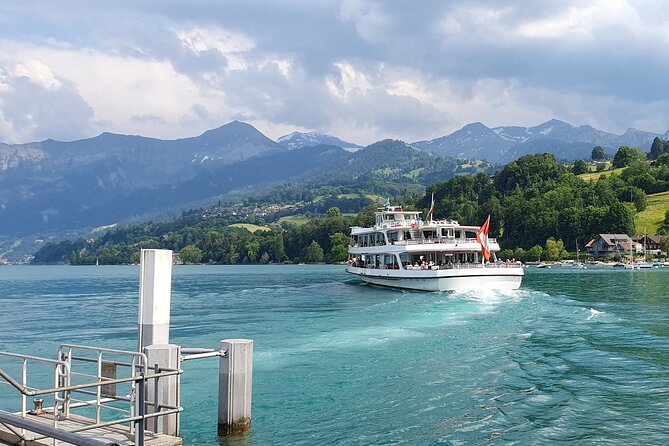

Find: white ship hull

[346,265,524,292]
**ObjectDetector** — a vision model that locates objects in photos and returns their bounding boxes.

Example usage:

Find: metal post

[138,249,173,354]
[144,344,179,436]
[218,339,253,436]
[136,372,145,446]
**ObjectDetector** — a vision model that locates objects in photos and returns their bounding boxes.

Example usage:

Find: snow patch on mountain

[277,131,362,152]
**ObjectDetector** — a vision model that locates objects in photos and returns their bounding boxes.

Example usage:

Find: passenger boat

[346,201,524,291]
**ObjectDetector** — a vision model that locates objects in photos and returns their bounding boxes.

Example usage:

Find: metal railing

[351,237,498,248]
[350,262,521,271]
[0,345,183,446]
[0,350,70,441]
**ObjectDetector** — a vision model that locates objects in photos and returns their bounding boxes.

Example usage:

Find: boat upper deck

[350,205,480,235]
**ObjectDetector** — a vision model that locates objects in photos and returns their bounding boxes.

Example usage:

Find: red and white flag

[476,215,491,261]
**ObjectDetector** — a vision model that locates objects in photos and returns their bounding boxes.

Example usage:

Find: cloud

[0,0,668,146]
[0,62,94,142]
[338,0,392,43]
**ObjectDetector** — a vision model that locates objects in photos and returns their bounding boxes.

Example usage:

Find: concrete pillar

[144,344,180,436]
[218,339,253,436]
[138,249,173,353]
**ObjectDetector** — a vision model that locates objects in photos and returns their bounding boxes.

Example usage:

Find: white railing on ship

[351,238,497,247]
[352,263,519,270]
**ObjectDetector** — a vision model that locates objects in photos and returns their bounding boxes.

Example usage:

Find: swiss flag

[476,215,491,261]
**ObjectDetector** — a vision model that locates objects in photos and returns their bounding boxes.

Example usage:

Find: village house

[585,234,644,258]
[632,235,663,255]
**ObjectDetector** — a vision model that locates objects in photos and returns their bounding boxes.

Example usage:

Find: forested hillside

[32,149,669,265]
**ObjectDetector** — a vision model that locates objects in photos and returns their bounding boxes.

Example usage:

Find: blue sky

[1,0,668,145]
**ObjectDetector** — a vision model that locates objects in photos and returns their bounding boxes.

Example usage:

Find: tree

[180,245,202,264]
[303,240,324,263]
[269,232,288,263]
[655,153,669,167]
[244,239,260,263]
[527,245,543,261]
[572,159,588,175]
[660,236,669,255]
[602,202,635,235]
[327,232,349,263]
[325,207,342,218]
[650,137,669,160]
[545,238,566,261]
[612,146,645,168]
[591,146,605,160]
[353,205,378,227]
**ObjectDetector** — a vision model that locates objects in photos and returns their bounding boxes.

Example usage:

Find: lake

[1,265,668,445]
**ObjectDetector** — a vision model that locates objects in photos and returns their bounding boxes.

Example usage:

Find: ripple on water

[1,265,669,445]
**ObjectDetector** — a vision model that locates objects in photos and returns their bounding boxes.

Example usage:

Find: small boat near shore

[346,201,524,292]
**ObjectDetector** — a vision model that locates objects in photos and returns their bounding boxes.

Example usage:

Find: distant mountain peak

[462,122,490,130]
[277,131,362,152]
[412,118,663,163]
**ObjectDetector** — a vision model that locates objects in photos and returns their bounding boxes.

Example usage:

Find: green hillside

[229,223,271,232]
[635,191,669,235]
[578,166,625,181]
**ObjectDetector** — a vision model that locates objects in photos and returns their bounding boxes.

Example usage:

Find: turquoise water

[1,265,668,445]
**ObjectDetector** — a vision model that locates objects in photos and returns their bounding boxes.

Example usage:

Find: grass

[277,215,311,225]
[336,193,385,203]
[229,223,271,232]
[405,168,425,178]
[635,191,669,235]
[578,167,625,181]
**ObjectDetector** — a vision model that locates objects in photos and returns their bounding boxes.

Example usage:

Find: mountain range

[1,118,668,259]
[277,131,362,152]
[412,119,669,163]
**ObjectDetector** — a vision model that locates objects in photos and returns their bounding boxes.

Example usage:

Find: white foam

[587,308,603,320]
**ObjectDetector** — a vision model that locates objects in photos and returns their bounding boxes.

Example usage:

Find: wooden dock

[0,412,182,446]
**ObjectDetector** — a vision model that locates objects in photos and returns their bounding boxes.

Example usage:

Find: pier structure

[0,249,253,445]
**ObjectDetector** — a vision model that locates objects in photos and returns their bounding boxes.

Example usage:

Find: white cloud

[1,1,669,145]
[12,60,62,90]
[177,27,254,72]
[326,62,372,99]
[517,0,643,41]
[0,39,231,141]
[338,0,392,43]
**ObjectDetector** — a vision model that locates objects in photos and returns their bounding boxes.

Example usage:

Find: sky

[1,0,669,146]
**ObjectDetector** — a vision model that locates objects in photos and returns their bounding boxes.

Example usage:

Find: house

[586,234,643,258]
[632,235,663,255]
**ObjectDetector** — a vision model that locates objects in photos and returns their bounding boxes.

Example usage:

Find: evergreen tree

[649,137,668,160]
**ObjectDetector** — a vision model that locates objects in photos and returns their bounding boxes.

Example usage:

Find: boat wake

[449,287,530,304]
[587,308,603,320]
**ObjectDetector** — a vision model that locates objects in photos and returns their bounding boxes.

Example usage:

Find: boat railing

[351,237,496,248]
[351,263,520,270]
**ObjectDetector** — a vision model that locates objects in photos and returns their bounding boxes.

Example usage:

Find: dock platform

[0,412,182,446]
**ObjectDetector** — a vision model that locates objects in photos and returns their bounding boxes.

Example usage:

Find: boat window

[383,254,398,269]
[441,228,454,238]
[387,231,398,243]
